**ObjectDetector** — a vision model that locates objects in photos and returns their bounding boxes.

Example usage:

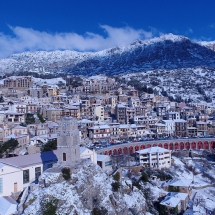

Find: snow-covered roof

[160,192,188,208]
[4,133,28,139]
[160,196,181,207]
[137,146,170,154]
[97,154,110,161]
[39,133,57,139]
[0,151,58,168]
[89,125,110,130]
[79,147,92,154]
[165,178,192,187]
[174,119,186,123]
[0,196,17,215]
[13,125,27,129]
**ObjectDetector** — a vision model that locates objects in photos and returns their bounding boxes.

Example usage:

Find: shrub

[113,172,120,181]
[25,113,35,124]
[140,172,149,182]
[92,207,108,215]
[132,181,141,190]
[41,139,57,152]
[111,182,120,192]
[37,113,46,123]
[61,168,71,181]
[41,198,58,215]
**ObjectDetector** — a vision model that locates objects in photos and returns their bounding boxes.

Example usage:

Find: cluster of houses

[0,74,214,214]
[0,75,214,146]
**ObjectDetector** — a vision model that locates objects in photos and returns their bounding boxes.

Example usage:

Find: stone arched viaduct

[96,138,215,155]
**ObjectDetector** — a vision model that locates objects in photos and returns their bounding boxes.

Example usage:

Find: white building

[136,147,171,169]
[97,154,112,173]
[80,147,97,163]
[162,120,175,136]
[0,151,57,197]
[94,106,104,121]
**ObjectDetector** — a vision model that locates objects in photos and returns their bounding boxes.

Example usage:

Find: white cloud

[0,25,154,58]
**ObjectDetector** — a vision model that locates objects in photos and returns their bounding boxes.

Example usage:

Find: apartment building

[88,124,111,142]
[174,119,187,137]
[136,147,171,169]
[4,76,33,90]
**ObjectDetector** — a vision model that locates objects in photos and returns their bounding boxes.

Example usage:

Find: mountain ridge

[0,34,215,76]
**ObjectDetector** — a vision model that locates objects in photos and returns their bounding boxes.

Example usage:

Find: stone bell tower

[57,116,80,166]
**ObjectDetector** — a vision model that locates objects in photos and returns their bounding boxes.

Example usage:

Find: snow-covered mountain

[199,41,215,51]
[0,34,215,76]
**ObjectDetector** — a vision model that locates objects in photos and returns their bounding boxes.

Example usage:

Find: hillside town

[0,74,215,215]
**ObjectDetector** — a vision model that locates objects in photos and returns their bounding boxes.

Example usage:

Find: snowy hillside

[0,34,215,76]
[21,161,146,215]
[118,67,215,103]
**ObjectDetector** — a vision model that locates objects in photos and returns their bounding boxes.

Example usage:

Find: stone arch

[180,142,184,150]
[113,149,117,154]
[135,145,139,151]
[191,142,196,149]
[198,141,203,149]
[210,141,215,150]
[169,143,173,150]
[153,143,157,147]
[140,145,145,150]
[164,143,168,149]
[109,150,112,155]
[146,144,151,148]
[185,142,190,150]
[123,147,128,154]
[104,151,108,155]
[129,146,134,153]
[118,148,122,154]
[204,141,209,150]
[174,142,179,150]
[158,143,162,147]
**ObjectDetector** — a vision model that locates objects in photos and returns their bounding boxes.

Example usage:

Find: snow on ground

[192,187,215,214]
[170,156,214,187]
[32,77,66,86]
[23,161,146,215]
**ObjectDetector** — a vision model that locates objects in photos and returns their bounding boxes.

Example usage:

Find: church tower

[57,116,80,166]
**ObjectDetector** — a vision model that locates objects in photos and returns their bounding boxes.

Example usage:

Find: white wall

[80,149,97,163]
[0,165,23,197]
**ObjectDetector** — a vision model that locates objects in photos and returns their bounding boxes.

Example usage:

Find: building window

[0,178,2,194]
[35,167,41,181]
[63,153,66,161]
[23,169,29,184]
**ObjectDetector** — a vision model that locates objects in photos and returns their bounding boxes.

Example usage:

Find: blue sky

[0,0,215,57]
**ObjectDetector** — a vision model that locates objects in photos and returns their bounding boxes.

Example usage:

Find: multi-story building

[88,124,111,142]
[166,111,180,120]
[174,119,187,137]
[5,112,25,124]
[136,147,171,169]
[156,106,166,117]
[196,121,208,136]
[162,120,175,136]
[116,104,126,124]
[4,76,33,90]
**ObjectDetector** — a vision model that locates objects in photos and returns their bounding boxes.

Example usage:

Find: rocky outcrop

[22,160,146,215]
